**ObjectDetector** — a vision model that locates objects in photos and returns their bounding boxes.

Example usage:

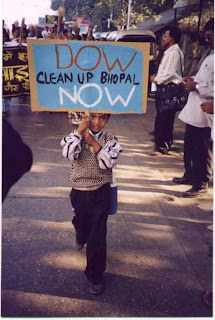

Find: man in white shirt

[173,18,214,197]
[42,26,49,39]
[151,26,184,154]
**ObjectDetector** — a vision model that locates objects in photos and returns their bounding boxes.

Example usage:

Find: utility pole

[197,0,204,31]
[108,0,113,31]
[174,8,177,26]
[126,0,132,30]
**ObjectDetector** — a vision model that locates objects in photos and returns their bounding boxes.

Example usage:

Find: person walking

[60,112,123,295]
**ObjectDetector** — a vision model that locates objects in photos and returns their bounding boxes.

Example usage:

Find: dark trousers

[70,183,110,284]
[183,124,213,188]
[154,109,176,149]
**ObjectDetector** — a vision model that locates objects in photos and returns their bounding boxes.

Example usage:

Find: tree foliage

[50,0,173,30]
[50,0,213,31]
[51,0,95,20]
[177,1,214,31]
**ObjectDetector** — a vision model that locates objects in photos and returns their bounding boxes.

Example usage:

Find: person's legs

[183,126,213,197]
[70,189,90,246]
[85,184,110,285]
[154,109,176,153]
[192,126,212,188]
[154,93,165,151]
[173,124,194,184]
[70,184,111,289]
[154,111,169,153]
[163,109,176,148]
[183,124,193,180]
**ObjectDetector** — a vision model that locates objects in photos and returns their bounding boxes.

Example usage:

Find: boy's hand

[83,131,101,153]
[77,115,90,135]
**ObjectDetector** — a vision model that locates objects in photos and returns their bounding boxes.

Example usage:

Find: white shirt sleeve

[96,140,123,170]
[195,53,214,99]
[60,132,82,161]
[155,49,182,85]
[197,79,214,99]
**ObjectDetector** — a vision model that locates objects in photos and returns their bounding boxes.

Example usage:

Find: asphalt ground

[1,95,213,318]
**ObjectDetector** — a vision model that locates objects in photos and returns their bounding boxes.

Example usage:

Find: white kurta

[178,52,214,129]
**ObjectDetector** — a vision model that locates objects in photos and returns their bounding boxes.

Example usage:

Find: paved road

[2,96,213,317]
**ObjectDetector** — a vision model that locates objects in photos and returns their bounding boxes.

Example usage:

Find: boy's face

[89,113,109,133]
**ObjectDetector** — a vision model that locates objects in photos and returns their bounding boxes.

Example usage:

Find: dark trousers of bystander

[70,183,110,285]
[154,109,177,150]
[183,124,213,188]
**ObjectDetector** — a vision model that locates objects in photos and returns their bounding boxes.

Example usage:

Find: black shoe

[155,147,169,155]
[182,186,208,198]
[154,142,169,155]
[173,176,192,185]
[89,281,104,295]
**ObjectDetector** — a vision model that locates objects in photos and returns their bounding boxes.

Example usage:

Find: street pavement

[1,95,213,318]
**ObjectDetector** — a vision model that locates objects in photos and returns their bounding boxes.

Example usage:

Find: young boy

[60,112,123,295]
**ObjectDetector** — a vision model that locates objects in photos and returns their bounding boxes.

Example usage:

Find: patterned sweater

[60,130,123,190]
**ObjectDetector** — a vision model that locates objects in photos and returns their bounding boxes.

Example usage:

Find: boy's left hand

[83,131,95,145]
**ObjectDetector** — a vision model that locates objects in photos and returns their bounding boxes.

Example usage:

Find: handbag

[155,82,188,113]
[155,49,188,113]
[109,174,118,215]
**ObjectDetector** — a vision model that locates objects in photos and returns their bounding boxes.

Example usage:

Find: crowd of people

[3,19,107,43]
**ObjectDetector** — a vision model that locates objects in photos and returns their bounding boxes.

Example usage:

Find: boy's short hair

[90,112,111,119]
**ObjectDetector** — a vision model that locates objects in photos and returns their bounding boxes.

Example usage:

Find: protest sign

[27,40,150,114]
[38,17,54,27]
[3,47,30,98]
[45,15,58,25]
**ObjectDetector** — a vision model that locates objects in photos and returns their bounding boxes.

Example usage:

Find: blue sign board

[27,40,150,114]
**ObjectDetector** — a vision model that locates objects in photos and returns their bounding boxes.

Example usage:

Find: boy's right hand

[77,115,90,135]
